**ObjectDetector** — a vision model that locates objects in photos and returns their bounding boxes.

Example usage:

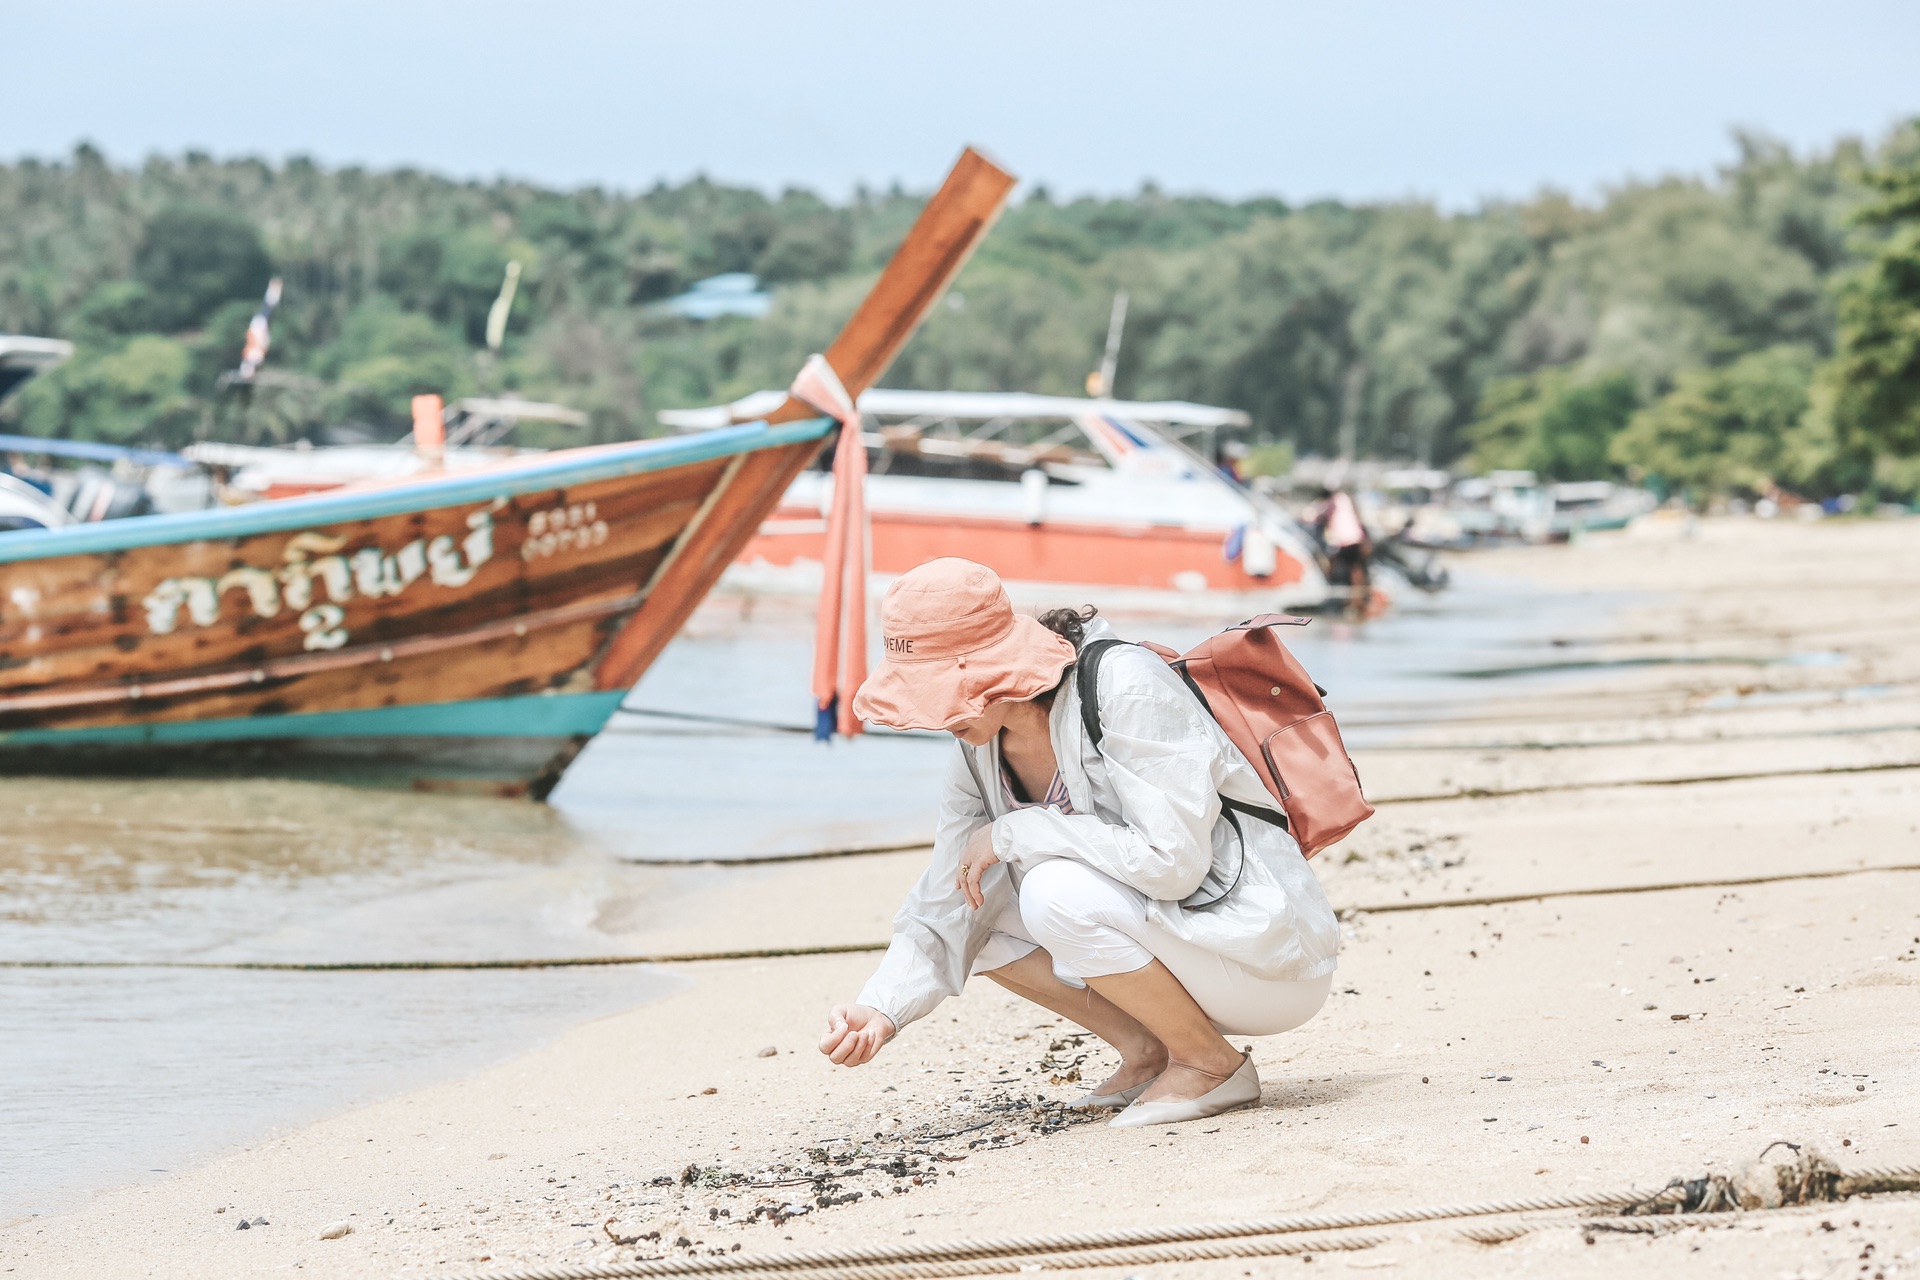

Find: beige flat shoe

[1069,1080,1151,1110]
[1108,1053,1260,1129]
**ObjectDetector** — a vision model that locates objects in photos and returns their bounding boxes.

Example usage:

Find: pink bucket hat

[852,559,1077,732]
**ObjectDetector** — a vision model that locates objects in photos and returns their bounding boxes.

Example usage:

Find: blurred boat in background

[661,389,1337,607]
[1272,460,1657,549]
[1394,470,1657,546]
[181,397,592,499]
[1,338,226,525]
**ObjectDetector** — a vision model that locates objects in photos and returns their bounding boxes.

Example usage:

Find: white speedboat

[661,389,1332,606]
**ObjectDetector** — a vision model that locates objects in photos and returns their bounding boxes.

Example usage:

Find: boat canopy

[660,389,1251,432]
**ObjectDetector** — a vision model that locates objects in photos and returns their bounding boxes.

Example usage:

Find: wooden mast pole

[591,147,1017,692]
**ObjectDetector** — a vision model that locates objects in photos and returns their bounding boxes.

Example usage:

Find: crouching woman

[819,558,1339,1128]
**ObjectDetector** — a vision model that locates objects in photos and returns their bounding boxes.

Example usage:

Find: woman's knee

[1016,859,1142,950]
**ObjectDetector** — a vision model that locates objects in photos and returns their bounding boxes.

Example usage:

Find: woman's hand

[956,822,1001,910]
[819,1003,895,1067]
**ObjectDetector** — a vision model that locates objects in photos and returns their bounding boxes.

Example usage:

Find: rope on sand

[519,1232,1390,1280]
[526,758,1920,875]
[447,1165,1920,1280]
[0,942,890,973]
[605,707,946,741]
[594,759,1920,869]
[1370,757,1920,805]
[1361,719,1920,753]
[3,864,1916,973]
[633,758,1920,868]
[1343,860,1920,916]
[657,842,935,866]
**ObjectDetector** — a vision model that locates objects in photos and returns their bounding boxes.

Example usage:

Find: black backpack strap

[1079,637,1288,834]
[1074,637,1288,911]
[1075,637,1127,749]
[1222,794,1289,832]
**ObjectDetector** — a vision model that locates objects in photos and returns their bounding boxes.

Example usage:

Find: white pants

[973,858,1332,1038]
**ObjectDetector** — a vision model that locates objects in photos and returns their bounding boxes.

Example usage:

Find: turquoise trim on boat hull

[0,690,628,748]
[0,416,833,564]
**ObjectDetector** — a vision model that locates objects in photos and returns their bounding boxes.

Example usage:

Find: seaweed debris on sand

[608,1085,1101,1253]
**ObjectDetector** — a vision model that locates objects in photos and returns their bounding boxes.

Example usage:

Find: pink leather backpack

[1076,615,1374,859]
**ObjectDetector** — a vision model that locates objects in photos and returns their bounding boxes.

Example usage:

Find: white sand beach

[4,516,1917,1279]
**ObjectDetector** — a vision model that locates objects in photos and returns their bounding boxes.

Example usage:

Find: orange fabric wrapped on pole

[791,355,869,739]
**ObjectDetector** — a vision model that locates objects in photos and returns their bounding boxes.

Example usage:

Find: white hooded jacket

[857,617,1341,1033]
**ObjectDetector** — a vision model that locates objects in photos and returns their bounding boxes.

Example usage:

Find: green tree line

[4,129,1920,500]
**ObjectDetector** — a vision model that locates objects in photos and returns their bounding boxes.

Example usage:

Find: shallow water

[0,567,1618,1223]
[0,965,685,1222]
[556,568,1623,859]
[0,780,699,1222]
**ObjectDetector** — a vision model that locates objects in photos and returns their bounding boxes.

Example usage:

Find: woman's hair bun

[1034,605,1098,650]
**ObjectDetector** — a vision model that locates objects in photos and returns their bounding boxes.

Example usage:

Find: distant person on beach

[1312,484,1372,619]
[818,559,1339,1128]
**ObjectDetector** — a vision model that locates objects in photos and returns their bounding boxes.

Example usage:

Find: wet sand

[3,515,1917,1277]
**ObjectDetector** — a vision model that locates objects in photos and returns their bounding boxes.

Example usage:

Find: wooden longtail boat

[0,149,1016,797]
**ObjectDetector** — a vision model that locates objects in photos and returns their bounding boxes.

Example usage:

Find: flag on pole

[789,354,868,740]
[236,278,283,382]
[486,261,521,353]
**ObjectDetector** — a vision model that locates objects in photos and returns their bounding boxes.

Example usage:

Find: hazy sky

[9,1,1919,205]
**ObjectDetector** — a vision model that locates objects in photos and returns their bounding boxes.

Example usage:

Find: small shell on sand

[318,1221,353,1240]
